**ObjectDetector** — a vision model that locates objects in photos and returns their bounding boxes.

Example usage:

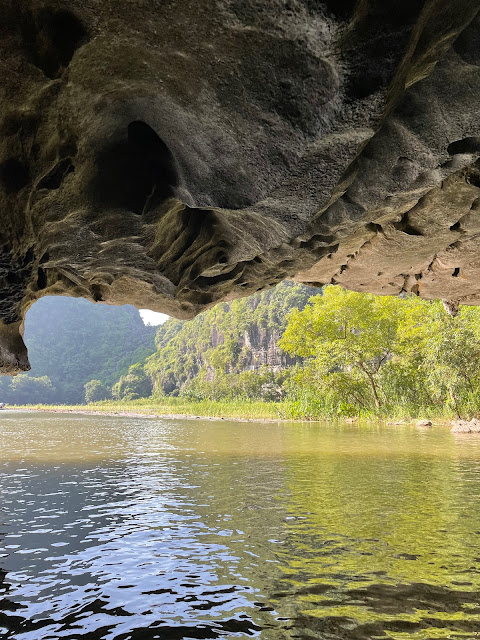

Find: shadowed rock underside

[1,0,480,372]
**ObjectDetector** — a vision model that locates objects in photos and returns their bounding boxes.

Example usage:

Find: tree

[22,296,156,403]
[7,375,55,405]
[111,363,152,400]
[279,286,404,410]
[395,300,480,418]
[84,380,110,403]
[144,281,315,395]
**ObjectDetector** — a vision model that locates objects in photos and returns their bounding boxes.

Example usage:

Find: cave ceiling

[1,0,480,372]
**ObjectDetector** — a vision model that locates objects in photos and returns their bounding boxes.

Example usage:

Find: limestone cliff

[1,1,480,372]
[145,281,313,394]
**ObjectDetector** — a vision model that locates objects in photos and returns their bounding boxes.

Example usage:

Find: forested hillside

[4,282,479,420]
[0,283,316,405]
[0,297,156,404]
[144,282,316,396]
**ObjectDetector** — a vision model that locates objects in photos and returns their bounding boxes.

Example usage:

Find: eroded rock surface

[1,1,480,372]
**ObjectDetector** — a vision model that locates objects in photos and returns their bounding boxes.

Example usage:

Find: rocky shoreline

[10,407,475,430]
[451,419,480,433]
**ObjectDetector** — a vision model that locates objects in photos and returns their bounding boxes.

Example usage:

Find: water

[1,412,480,639]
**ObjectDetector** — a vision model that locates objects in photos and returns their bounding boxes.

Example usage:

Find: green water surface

[1,412,479,639]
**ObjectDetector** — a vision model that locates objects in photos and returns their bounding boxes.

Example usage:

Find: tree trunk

[449,387,461,419]
[357,361,381,409]
[367,372,380,409]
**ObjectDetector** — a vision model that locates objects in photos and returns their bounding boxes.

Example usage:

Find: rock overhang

[1,0,480,373]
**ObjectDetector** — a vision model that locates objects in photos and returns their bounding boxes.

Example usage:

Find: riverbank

[10,399,289,422]
[7,398,455,425]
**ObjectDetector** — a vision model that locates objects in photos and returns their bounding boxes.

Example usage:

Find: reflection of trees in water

[3,420,480,639]
[262,439,480,639]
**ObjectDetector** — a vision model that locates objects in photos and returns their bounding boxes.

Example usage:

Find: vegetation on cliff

[5,283,480,420]
[144,281,315,397]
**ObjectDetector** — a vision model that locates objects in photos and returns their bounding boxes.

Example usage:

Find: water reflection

[0,413,480,638]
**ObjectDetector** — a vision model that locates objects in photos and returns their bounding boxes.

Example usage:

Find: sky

[139,309,169,326]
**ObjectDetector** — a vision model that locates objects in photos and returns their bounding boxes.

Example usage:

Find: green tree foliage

[393,300,480,418]
[280,285,480,418]
[145,281,316,396]
[5,282,480,420]
[18,297,156,403]
[112,363,152,400]
[280,286,404,410]
[2,375,55,405]
[181,367,288,402]
[84,380,110,403]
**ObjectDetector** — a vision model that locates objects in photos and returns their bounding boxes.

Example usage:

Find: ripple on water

[1,414,480,639]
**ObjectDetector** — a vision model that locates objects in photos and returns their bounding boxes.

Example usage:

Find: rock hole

[450,221,461,232]
[1,112,39,137]
[38,158,74,190]
[401,224,423,236]
[37,267,47,290]
[365,222,382,233]
[93,121,177,214]
[466,167,480,187]
[300,234,335,250]
[91,285,104,302]
[21,247,34,268]
[452,267,460,277]
[22,8,88,78]
[39,252,50,264]
[447,137,480,156]
[0,158,30,193]
[6,271,22,285]
[346,73,386,100]
[393,214,423,236]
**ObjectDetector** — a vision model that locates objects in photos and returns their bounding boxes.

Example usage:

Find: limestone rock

[1,1,480,371]
[416,419,433,428]
[451,418,480,433]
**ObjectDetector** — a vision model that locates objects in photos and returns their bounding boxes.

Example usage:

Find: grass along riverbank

[12,398,287,421]
[10,397,457,424]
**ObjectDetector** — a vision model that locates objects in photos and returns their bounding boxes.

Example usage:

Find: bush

[111,363,152,400]
[84,380,110,403]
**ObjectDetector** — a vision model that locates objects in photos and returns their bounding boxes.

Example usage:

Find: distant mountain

[1,297,156,403]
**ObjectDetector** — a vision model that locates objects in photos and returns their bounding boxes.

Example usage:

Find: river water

[1,412,480,639]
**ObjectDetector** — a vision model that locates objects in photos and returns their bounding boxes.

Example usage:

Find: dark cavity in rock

[92,121,177,215]
[21,7,88,78]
